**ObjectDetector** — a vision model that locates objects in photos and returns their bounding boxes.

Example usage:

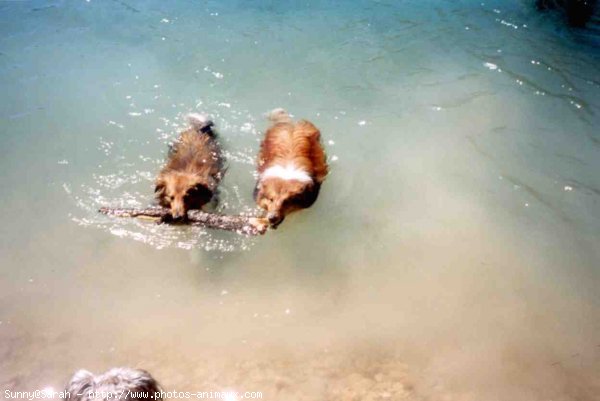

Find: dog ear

[130,369,163,396]
[253,183,262,202]
[154,178,166,195]
[185,183,213,207]
[102,368,162,397]
[64,370,95,400]
[286,182,321,209]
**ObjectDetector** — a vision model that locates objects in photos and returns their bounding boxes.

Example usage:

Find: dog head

[255,178,310,228]
[155,172,213,220]
[64,367,162,401]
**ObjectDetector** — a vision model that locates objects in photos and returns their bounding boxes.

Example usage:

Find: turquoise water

[1,1,599,400]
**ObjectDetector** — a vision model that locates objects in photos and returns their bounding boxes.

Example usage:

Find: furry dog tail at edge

[266,108,293,124]
[187,113,215,135]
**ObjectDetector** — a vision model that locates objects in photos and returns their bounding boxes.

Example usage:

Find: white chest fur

[260,164,312,183]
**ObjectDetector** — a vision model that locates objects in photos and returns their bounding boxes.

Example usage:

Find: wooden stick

[99,207,268,235]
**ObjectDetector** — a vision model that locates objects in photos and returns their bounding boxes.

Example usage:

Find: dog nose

[171,209,185,220]
[267,213,283,227]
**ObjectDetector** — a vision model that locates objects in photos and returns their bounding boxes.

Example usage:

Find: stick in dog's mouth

[99,207,268,235]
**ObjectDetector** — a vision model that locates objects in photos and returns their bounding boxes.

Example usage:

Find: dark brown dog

[155,114,224,221]
[254,108,328,228]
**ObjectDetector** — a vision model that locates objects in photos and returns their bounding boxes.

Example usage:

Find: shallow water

[1,1,599,400]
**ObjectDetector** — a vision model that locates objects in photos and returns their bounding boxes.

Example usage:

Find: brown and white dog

[155,114,224,222]
[254,109,328,228]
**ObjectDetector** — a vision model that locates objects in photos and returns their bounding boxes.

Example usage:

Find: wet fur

[155,117,224,220]
[254,109,328,227]
[64,367,162,400]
